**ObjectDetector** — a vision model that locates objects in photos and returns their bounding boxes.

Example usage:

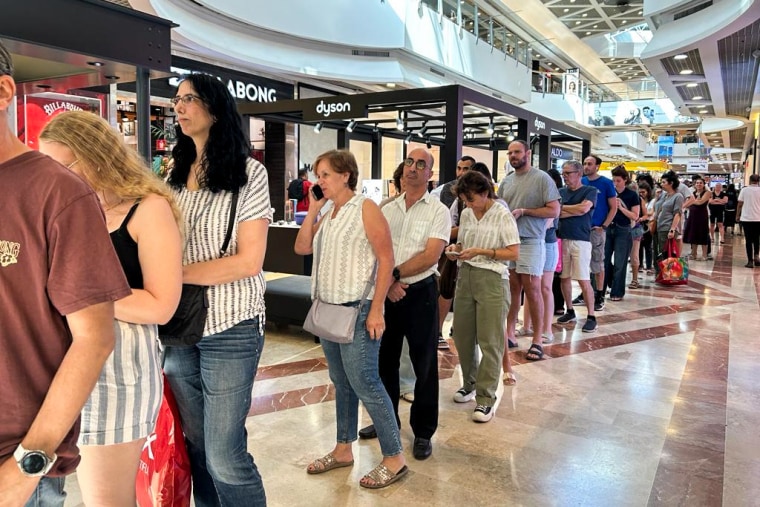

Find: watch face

[21,452,48,474]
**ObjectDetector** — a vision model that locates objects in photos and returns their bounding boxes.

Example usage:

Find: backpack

[287,179,305,200]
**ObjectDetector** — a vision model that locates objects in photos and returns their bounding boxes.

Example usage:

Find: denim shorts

[507,239,545,276]
[544,241,559,272]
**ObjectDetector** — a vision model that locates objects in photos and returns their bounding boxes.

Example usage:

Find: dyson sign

[316,100,351,118]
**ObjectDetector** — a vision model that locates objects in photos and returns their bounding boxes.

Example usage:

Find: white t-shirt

[738,185,760,221]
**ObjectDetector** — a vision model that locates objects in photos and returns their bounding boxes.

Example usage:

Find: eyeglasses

[170,94,202,107]
[404,158,428,170]
[561,171,579,176]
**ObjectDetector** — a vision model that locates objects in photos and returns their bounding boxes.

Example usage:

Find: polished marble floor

[64,235,760,506]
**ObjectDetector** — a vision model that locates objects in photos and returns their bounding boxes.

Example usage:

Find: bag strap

[220,191,239,256]
[313,206,376,305]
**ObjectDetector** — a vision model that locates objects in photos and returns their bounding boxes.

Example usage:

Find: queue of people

[4,34,759,505]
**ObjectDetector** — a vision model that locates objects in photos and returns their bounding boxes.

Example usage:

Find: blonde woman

[39,111,183,507]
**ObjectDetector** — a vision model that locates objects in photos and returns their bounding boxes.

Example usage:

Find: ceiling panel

[718,17,760,118]
[660,49,704,76]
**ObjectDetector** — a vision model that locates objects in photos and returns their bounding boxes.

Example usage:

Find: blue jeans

[398,338,416,395]
[603,224,633,298]
[164,317,266,507]
[24,477,65,507]
[320,303,403,457]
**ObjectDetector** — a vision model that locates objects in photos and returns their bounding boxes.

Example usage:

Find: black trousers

[743,221,760,261]
[379,275,439,439]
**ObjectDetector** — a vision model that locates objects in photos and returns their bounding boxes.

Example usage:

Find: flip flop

[503,371,517,385]
[306,453,354,475]
[359,464,409,489]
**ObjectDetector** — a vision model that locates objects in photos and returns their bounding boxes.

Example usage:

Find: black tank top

[110,201,143,289]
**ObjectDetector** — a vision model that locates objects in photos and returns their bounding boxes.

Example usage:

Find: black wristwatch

[14,444,57,477]
[392,267,401,282]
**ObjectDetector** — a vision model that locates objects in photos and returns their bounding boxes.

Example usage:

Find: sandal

[628,280,640,289]
[525,343,544,361]
[503,371,517,385]
[541,333,554,344]
[306,453,354,475]
[610,296,623,302]
[359,464,408,489]
[508,339,519,349]
[515,326,533,337]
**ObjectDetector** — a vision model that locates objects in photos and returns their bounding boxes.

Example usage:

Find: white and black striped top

[173,158,272,336]
[312,194,376,304]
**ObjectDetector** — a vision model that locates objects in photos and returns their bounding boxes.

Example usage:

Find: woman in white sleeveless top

[295,149,408,489]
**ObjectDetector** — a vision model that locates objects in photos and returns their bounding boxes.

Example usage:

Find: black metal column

[136,66,151,163]
[537,134,550,171]
[442,87,464,184]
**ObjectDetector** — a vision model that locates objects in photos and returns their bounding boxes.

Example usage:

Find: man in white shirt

[360,148,450,461]
[737,174,760,267]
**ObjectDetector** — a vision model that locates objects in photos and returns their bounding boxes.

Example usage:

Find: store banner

[686,160,708,173]
[564,68,579,96]
[658,135,674,163]
[302,96,368,121]
[18,93,101,149]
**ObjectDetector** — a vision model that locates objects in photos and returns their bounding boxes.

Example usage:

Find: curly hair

[39,110,180,225]
[168,73,250,193]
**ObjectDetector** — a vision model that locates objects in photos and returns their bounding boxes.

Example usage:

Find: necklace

[103,199,126,212]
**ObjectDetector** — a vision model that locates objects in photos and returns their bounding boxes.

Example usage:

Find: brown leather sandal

[359,463,409,489]
[306,453,354,475]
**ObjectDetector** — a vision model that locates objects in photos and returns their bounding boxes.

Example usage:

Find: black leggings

[639,231,653,269]
[743,221,760,262]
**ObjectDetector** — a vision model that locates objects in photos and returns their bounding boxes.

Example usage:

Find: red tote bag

[656,238,689,286]
[136,375,192,507]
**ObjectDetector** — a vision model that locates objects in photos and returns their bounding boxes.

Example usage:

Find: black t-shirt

[725,190,738,210]
[612,187,640,227]
[709,191,727,214]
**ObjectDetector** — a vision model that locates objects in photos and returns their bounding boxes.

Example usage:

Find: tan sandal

[306,453,354,475]
[359,463,409,489]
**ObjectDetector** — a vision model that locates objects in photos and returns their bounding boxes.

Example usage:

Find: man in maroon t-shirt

[0,42,131,504]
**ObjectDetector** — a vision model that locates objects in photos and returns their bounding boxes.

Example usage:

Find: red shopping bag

[136,375,192,507]
[656,238,688,286]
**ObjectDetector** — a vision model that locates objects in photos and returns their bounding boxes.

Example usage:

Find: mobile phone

[312,185,324,200]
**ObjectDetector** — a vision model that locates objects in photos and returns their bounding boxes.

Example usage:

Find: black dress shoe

[358,424,377,439]
[412,437,432,460]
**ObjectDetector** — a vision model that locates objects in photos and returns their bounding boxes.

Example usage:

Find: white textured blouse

[458,202,521,277]
[312,194,376,304]
[173,158,272,336]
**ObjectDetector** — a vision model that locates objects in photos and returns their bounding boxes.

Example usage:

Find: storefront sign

[530,114,548,134]
[302,96,368,121]
[686,160,708,173]
[165,57,294,104]
[18,93,101,149]
[550,147,574,160]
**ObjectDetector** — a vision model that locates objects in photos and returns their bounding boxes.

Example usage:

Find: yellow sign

[600,161,669,173]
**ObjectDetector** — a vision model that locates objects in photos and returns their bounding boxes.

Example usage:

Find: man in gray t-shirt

[497,140,560,361]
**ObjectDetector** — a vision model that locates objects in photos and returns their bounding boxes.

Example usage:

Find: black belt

[406,275,436,288]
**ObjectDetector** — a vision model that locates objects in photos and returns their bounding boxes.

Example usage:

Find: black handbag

[159,191,239,347]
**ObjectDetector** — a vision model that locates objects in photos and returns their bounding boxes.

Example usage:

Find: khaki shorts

[589,228,606,274]
[559,239,592,281]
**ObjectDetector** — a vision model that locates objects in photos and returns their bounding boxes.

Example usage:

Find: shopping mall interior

[3,0,760,505]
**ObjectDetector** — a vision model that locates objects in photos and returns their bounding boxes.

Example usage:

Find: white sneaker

[453,388,476,403]
[472,404,494,422]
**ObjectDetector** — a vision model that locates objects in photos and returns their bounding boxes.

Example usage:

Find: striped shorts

[79,320,162,446]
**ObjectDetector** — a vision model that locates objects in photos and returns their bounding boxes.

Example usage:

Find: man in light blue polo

[497,140,560,361]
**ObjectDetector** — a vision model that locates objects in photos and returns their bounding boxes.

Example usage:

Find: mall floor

[64,235,759,506]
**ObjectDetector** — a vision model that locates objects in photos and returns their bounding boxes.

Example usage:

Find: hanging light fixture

[314,122,323,133]
[426,137,432,149]
[396,113,404,130]
[419,121,429,136]
[404,133,412,144]
[346,120,357,132]
[487,116,494,135]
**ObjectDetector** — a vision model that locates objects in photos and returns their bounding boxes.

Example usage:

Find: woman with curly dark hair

[164,73,271,506]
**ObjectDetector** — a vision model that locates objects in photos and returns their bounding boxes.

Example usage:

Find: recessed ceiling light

[692,96,703,100]
[87,61,104,67]
[575,21,581,24]
[586,31,591,35]
[582,13,587,17]
[638,10,643,15]
[674,54,688,60]
[564,8,569,12]
[699,109,708,113]
[386,83,396,88]
[679,69,694,75]
[686,83,698,88]
[622,20,627,24]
